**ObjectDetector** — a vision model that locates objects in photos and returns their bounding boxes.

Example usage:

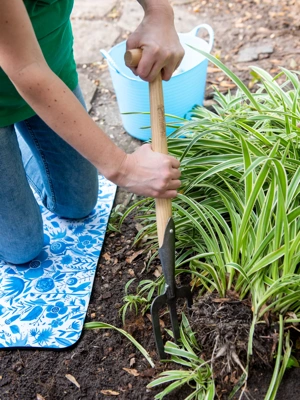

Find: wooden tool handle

[125,49,172,247]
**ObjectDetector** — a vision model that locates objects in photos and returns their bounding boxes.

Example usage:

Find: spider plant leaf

[251,66,293,108]
[84,321,154,367]
[263,315,284,400]
[247,245,286,276]
[237,159,271,251]
[287,167,300,208]
[280,67,300,91]
[236,120,273,146]
[193,49,262,111]
[152,378,191,400]
[225,263,250,285]
[164,343,201,362]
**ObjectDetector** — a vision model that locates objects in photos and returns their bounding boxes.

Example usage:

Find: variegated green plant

[120,54,300,399]
[147,314,215,400]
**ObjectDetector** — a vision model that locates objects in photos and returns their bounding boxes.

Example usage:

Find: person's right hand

[115,144,181,198]
[127,0,184,82]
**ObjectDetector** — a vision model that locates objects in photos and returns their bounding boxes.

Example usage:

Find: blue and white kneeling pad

[0,175,116,349]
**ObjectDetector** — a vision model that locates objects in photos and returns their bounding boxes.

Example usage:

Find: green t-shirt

[0,0,78,128]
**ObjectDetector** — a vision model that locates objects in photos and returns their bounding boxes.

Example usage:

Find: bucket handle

[188,24,214,53]
[100,49,122,74]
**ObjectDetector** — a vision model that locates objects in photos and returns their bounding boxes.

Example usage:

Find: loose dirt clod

[188,293,275,398]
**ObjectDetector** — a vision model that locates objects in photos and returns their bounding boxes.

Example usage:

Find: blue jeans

[0,85,98,264]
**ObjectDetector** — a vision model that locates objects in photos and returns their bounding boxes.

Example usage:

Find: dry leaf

[36,395,46,400]
[270,59,282,65]
[129,357,136,367]
[159,319,165,328]
[219,81,236,89]
[290,59,297,69]
[100,390,120,396]
[146,313,152,322]
[123,368,139,377]
[140,368,156,378]
[127,268,135,277]
[65,374,80,389]
[103,253,111,261]
[107,7,120,19]
[212,298,231,303]
[153,265,162,278]
[153,269,161,278]
[126,249,144,264]
[207,66,220,73]
[286,312,299,325]
[135,223,143,232]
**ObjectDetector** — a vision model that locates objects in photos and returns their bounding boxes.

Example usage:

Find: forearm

[10,62,126,182]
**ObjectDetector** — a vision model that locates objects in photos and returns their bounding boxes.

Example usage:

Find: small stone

[102,291,112,299]
[112,265,121,275]
[237,44,274,62]
[128,268,135,277]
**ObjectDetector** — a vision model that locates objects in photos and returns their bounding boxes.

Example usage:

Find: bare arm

[0,0,181,198]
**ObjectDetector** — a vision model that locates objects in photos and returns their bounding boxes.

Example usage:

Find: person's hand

[115,144,181,198]
[126,1,184,82]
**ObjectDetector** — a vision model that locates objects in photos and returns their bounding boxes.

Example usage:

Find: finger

[168,156,180,169]
[161,50,185,81]
[135,48,157,81]
[167,179,181,190]
[171,169,181,180]
[145,59,167,82]
[141,143,152,151]
[161,58,178,81]
[157,189,179,199]
[129,66,138,76]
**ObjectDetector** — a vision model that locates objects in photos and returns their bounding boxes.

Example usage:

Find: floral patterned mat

[0,176,116,349]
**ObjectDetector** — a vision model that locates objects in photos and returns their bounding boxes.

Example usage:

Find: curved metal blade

[151,294,168,359]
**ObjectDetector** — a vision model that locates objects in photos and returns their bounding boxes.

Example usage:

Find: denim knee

[54,189,98,219]
[53,174,99,219]
[0,221,44,265]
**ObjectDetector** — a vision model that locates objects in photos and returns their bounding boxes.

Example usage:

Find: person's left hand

[126,2,184,82]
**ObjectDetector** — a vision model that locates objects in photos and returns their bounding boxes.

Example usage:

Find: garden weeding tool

[125,49,193,359]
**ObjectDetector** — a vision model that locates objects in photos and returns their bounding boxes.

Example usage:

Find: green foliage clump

[120,54,300,399]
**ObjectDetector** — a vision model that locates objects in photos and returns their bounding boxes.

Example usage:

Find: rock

[102,291,112,299]
[237,44,274,63]
[72,20,120,64]
[72,0,118,20]
[117,0,144,32]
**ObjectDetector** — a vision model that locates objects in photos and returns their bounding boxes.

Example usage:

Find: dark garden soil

[1,1,300,399]
[1,214,300,400]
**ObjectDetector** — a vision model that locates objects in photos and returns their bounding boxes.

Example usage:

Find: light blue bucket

[101,24,214,141]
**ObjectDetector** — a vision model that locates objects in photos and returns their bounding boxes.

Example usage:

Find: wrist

[138,0,174,18]
[100,148,128,185]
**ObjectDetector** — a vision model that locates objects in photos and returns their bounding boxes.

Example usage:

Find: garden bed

[0,215,299,399]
